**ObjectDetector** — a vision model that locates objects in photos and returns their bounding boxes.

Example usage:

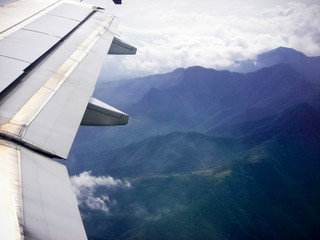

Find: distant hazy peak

[227,47,320,84]
[230,47,305,72]
[185,66,207,73]
[259,47,306,57]
[256,47,306,64]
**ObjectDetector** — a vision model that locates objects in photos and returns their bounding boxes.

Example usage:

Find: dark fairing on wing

[113,0,121,4]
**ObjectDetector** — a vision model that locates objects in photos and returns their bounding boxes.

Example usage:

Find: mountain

[229,47,320,84]
[75,132,242,178]
[93,68,186,108]
[68,60,319,169]
[129,64,317,129]
[209,102,320,138]
[66,47,320,239]
[82,103,320,240]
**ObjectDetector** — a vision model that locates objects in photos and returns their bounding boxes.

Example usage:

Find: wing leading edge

[0,0,136,239]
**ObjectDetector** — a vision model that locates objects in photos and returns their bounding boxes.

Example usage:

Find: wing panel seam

[0,14,115,157]
[0,0,63,36]
[21,28,62,39]
[0,55,30,64]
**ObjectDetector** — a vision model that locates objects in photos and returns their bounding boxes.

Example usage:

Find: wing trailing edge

[81,97,129,126]
[108,37,137,55]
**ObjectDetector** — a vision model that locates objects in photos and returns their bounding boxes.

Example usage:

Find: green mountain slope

[81,103,320,240]
[82,132,241,177]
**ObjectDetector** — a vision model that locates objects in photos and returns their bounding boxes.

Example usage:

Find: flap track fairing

[81,97,129,126]
[108,37,137,55]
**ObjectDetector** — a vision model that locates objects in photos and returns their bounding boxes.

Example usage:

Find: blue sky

[100,0,320,81]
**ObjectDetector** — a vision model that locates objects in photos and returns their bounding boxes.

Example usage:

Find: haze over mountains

[67,47,320,239]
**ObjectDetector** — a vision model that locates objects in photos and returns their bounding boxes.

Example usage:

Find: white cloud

[99,1,320,81]
[70,171,131,213]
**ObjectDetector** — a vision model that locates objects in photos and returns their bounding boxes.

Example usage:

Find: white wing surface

[0,0,135,239]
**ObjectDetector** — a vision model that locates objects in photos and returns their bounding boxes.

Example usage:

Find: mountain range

[67,47,320,239]
[229,47,320,84]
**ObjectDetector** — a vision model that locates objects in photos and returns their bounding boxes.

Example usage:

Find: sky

[100,0,320,81]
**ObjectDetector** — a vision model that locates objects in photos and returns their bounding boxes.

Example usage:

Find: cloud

[70,171,131,213]
[100,1,320,81]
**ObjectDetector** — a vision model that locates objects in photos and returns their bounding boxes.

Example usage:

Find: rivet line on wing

[0,15,115,137]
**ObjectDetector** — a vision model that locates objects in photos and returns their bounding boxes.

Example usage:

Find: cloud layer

[70,171,131,213]
[100,1,320,81]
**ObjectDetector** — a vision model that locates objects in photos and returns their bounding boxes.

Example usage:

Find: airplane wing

[0,0,136,239]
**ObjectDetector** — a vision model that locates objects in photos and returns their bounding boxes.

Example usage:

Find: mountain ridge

[69,48,320,173]
[67,47,320,239]
[82,102,320,240]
